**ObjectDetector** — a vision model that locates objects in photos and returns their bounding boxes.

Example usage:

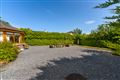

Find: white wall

[0,36,3,42]
[7,35,10,41]
[0,32,3,42]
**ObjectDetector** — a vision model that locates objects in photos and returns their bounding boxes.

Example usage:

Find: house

[0,22,25,43]
[67,31,74,35]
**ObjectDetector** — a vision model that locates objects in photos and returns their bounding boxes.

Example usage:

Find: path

[0,46,120,80]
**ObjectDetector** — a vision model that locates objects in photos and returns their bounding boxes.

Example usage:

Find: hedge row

[80,38,120,55]
[20,28,75,45]
[100,40,120,56]
[25,31,74,40]
[26,39,74,46]
[80,39,98,46]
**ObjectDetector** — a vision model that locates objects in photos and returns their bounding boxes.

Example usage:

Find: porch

[0,22,25,43]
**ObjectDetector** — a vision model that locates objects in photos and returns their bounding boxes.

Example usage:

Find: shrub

[0,42,19,62]
[99,40,120,50]
[98,40,120,56]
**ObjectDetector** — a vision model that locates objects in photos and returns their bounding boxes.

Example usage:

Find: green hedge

[99,40,120,56]
[79,34,99,46]
[80,39,98,46]
[79,34,120,56]
[25,31,74,40]
[20,28,75,45]
[26,39,74,46]
[0,42,19,62]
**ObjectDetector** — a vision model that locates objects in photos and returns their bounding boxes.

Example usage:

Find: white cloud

[85,20,95,24]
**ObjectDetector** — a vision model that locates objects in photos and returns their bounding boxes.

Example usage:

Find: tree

[95,0,119,8]
[72,28,82,34]
[94,0,120,44]
[68,28,82,44]
[95,0,120,21]
[69,28,82,44]
[0,18,11,26]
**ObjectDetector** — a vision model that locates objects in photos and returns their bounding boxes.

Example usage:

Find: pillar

[19,33,24,43]
[2,31,7,42]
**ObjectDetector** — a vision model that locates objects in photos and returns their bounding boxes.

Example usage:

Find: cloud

[85,20,95,24]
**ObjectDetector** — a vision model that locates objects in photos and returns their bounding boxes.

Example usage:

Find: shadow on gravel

[30,50,120,80]
[82,49,112,54]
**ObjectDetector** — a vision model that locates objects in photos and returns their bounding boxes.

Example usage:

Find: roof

[0,22,24,33]
[67,31,74,33]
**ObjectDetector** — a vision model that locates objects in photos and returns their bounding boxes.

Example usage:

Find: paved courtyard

[0,46,120,80]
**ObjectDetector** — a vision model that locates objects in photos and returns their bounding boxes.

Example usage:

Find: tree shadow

[30,50,120,80]
[82,49,112,54]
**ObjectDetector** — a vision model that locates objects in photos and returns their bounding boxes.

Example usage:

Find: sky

[0,0,116,33]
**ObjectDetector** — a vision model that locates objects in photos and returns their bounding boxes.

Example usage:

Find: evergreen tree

[95,0,120,21]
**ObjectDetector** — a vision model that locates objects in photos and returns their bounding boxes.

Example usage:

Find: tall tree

[95,0,120,21]
[94,0,120,44]
[72,28,82,34]
[95,0,119,8]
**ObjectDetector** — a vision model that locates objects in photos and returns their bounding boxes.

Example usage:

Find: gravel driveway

[0,46,120,80]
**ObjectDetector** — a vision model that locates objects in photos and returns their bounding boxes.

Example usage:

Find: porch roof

[0,22,24,34]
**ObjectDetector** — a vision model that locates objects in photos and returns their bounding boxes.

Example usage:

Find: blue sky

[0,0,116,33]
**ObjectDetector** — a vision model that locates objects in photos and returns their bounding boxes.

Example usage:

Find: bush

[99,40,120,50]
[113,50,120,56]
[0,42,19,62]
[79,36,120,56]
[98,40,120,56]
